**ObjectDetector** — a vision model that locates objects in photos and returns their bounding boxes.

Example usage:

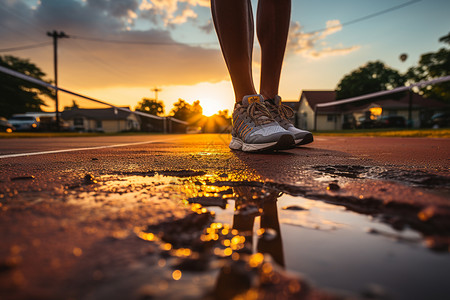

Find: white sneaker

[230,94,295,152]
[264,95,313,146]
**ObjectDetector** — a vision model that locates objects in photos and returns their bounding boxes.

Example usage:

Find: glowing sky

[1,0,449,116]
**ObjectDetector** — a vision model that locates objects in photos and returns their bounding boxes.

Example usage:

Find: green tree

[170,99,203,124]
[202,109,232,133]
[191,100,203,117]
[335,61,406,100]
[439,31,450,44]
[0,55,53,118]
[216,109,231,119]
[135,98,165,116]
[407,32,450,103]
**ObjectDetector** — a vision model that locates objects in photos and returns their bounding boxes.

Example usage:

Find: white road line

[0,138,177,159]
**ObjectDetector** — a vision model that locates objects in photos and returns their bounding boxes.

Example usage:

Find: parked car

[431,112,450,128]
[342,115,357,129]
[186,126,202,134]
[39,116,72,132]
[376,116,406,128]
[356,117,377,129]
[8,115,40,131]
[0,117,15,133]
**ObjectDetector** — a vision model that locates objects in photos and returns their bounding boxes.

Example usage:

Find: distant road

[0,134,184,158]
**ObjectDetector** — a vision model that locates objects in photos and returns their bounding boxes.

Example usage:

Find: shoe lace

[266,101,294,121]
[247,101,274,125]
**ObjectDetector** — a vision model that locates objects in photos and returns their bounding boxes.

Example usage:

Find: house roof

[61,107,135,120]
[300,90,339,113]
[301,91,337,109]
[300,90,447,113]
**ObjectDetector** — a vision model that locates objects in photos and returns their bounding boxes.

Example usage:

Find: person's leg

[257,0,313,146]
[211,0,256,102]
[211,0,295,151]
[259,197,285,267]
[257,0,291,100]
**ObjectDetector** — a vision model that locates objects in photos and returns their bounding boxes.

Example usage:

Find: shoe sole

[295,133,314,146]
[230,134,295,152]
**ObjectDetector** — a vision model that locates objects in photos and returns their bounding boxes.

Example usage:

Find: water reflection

[232,186,285,267]
[68,172,450,299]
[210,183,450,300]
[213,186,303,300]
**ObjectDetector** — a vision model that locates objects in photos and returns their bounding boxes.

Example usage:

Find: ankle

[260,92,277,101]
[235,90,258,103]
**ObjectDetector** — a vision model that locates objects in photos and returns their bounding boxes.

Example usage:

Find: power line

[66,39,134,78]
[0,2,48,32]
[0,65,189,125]
[0,2,216,47]
[306,0,423,34]
[70,1,423,46]
[0,22,45,45]
[0,42,52,52]
[70,35,217,47]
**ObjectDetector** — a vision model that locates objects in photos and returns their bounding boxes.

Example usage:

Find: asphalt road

[0,135,450,165]
[1,134,448,168]
[1,134,449,196]
[0,134,449,300]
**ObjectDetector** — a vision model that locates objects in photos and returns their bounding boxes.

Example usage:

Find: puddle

[312,165,450,193]
[67,172,450,299]
[206,189,450,299]
[277,195,450,299]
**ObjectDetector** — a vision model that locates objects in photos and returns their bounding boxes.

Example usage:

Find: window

[96,120,102,129]
[327,115,335,122]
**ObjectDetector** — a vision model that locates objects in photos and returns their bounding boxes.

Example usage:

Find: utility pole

[47,30,69,131]
[151,87,162,101]
[151,87,164,132]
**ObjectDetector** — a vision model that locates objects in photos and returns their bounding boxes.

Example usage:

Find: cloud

[0,0,226,90]
[87,0,139,19]
[183,0,210,6]
[34,0,124,34]
[139,0,209,27]
[287,20,360,58]
[139,0,153,11]
[308,45,361,58]
[170,5,197,25]
[321,20,342,37]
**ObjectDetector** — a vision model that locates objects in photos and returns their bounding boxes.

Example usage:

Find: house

[296,90,447,131]
[61,107,140,133]
[297,91,339,131]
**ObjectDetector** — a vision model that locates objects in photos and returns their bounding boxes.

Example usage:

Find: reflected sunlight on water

[65,170,450,299]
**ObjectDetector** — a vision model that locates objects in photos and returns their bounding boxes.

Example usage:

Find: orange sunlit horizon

[45,80,236,118]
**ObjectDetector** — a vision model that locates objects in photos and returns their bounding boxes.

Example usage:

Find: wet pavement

[0,134,449,300]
